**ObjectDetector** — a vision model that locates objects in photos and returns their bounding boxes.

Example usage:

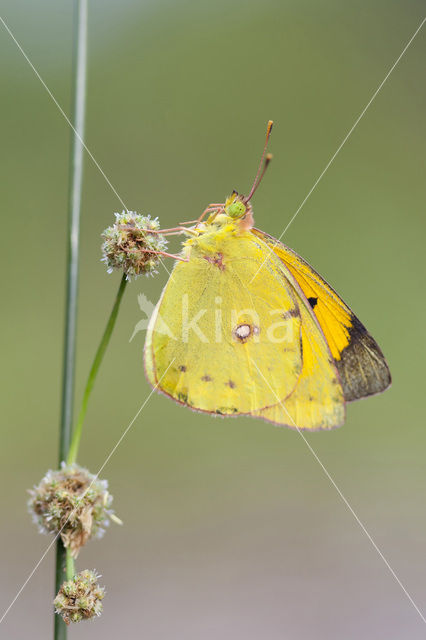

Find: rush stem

[55,1,88,639]
[66,549,76,581]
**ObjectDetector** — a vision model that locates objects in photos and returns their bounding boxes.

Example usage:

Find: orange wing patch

[251,229,391,402]
[277,251,351,361]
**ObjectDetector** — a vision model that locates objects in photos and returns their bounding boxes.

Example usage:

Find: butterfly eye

[226,199,247,219]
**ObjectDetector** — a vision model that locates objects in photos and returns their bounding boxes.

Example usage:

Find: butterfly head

[220,191,253,231]
[224,191,249,219]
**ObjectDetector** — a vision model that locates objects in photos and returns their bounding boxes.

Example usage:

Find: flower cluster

[28,463,119,558]
[101,210,167,278]
[54,569,105,625]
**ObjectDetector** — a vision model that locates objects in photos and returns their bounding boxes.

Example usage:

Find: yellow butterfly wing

[251,228,391,401]
[253,298,345,430]
[145,222,304,415]
[145,219,347,430]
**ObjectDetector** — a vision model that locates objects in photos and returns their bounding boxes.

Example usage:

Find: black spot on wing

[216,407,239,415]
[336,316,391,401]
[308,296,318,309]
[281,307,299,320]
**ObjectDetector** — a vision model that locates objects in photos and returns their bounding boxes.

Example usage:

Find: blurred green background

[1,1,426,638]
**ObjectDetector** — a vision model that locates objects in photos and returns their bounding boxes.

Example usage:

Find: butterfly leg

[122,244,189,263]
[146,226,195,235]
[192,203,225,226]
[179,205,223,226]
[143,248,189,263]
[196,206,221,225]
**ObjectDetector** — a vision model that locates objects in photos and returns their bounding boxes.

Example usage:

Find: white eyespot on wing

[233,323,260,343]
[236,324,251,338]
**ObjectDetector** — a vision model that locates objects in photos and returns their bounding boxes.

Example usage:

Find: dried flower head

[28,463,121,557]
[101,210,167,278]
[54,569,105,625]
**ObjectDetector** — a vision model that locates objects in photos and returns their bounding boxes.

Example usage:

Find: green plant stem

[55,1,88,639]
[66,549,76,581]
[67,274,128,465]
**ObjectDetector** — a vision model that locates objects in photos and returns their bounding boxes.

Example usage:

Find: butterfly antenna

[245,120,273,203]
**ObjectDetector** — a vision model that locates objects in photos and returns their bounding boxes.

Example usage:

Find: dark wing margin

[250,227,391,403]
[336,316,391,402]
